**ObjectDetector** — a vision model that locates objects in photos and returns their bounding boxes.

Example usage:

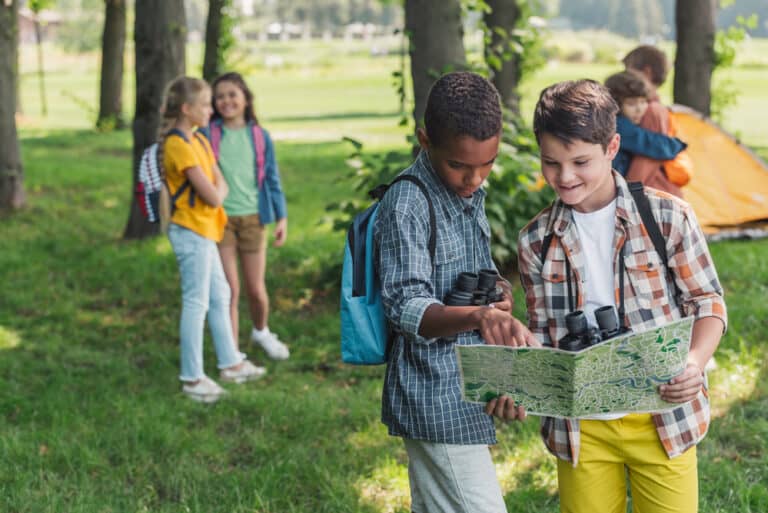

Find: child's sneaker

[219,359,266,384]
[182,376,227,403]
[251,328,290,360]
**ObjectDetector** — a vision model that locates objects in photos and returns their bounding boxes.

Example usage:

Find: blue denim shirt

[374,151,497,445]
[613,115,686,176]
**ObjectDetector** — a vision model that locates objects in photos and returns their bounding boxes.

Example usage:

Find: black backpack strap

[628,182,667,264]
[627,181,681,300]
[385,175,437,259]
[540,232,554,264]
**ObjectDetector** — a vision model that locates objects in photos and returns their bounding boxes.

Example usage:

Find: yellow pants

[557,413,698,513]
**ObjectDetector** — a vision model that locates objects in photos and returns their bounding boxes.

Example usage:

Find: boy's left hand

[659,362,704,403]
[274,218,287,247]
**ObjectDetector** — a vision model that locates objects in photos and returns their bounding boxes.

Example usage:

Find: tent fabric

[671,105,768,239]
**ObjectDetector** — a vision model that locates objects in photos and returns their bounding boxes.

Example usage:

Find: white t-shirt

[572,200,626,421]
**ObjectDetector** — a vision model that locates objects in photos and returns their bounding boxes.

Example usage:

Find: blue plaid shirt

[374,151,497,445]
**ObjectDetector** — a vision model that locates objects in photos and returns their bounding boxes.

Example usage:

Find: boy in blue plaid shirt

[374,72,537,513]
[504,80,726,513]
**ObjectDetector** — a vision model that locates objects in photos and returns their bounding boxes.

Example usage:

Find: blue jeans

[168,223,243,381]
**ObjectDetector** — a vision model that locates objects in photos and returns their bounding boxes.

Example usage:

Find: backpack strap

[540,232,555,264]
[627,182,667,266]
[251,124,267,189]
[385,175,436,258]
[163,128,201,209]
[209,121,222,159]
[627,181,681,300]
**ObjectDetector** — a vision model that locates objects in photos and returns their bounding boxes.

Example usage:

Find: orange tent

[671,105,768,239]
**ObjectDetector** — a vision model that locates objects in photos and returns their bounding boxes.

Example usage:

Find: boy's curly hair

[533,79,618,151]
[604,70,650,107]
[424,72,502,148]
[622,45,669,87]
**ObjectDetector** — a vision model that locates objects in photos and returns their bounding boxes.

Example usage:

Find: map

[456,317,694,418]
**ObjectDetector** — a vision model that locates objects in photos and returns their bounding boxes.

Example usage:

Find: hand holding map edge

[457,317,695,418]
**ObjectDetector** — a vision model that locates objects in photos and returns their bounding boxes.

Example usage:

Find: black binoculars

[558,305,626,352]
[444,269,505,307]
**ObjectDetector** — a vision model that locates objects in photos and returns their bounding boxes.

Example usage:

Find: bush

[485,117,554,271]
[324,118,553,273]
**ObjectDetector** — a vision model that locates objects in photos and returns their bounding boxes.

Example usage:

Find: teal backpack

[340,175,435,365]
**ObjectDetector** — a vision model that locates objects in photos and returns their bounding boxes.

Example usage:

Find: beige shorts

[219,214,266,253]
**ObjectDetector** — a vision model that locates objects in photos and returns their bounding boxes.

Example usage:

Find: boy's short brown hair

[533,79,618,151]
[622,45,669,87]
[604,70,650,107]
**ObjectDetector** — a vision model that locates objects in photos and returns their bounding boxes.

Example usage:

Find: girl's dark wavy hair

[210,72,259,125]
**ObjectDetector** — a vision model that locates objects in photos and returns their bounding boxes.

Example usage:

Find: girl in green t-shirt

[208,72,290,363]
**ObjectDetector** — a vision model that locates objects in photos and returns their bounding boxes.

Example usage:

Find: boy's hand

[659,362,704,403]
[485,395,527,422]
[273,218,287,247]
[492,279,514,312]
[477,309,540,347]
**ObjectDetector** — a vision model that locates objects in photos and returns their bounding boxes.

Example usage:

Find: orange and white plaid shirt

[517,173,727,465]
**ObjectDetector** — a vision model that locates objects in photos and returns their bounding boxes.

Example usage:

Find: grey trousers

[404,438,508,513]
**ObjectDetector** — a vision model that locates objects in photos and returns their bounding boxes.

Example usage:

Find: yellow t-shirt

[163,132,228,241]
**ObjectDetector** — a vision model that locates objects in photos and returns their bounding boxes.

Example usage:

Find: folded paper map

[456,316,694,418]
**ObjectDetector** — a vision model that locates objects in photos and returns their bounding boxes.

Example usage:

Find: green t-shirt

[219,126,259,216]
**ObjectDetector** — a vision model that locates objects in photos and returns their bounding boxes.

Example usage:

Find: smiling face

[621,96,649,124]
[418,128,500,198]
[213,80,248,124]
[539,132,620,213]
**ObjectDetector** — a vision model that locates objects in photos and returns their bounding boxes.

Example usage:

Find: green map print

[456,317,694,418]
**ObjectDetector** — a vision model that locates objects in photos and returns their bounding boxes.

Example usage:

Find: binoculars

[444,269,505,307]
[558,305,626,352]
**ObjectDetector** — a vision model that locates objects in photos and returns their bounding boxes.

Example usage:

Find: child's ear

[416,128,430,151]
[606,133,621,160]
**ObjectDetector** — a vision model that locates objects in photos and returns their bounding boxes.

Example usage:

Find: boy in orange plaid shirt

[499,80,726,513]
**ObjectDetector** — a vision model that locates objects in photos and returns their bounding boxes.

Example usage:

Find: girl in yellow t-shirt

[160,76,264,403]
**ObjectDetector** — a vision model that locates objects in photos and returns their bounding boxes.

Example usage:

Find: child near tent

[498,79,726,513]
[162,76,264,403]
[604,69,689,196]
[207,72,290,361]
[622,45,693,198]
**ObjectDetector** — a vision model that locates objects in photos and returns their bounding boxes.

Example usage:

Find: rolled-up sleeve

[668,204,727,331]
[376,203,440,344]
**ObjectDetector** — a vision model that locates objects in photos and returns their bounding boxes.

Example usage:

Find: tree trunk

[202,0,226,82]
[124,0,186,240]
[33,17,47,116]
[0,0,25,210]
[673,0,716,116]
[97,0,127,130]
[404,0,466,132]
[483,0,521,116]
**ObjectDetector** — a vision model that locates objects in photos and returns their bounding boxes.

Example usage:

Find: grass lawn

[3,36,767,512]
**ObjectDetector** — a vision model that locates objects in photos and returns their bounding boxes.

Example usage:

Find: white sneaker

[219,360,267,384]
[251,328,290,360]
[182,376,227,403]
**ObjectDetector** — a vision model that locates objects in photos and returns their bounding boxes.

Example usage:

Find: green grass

[4,35,768,512]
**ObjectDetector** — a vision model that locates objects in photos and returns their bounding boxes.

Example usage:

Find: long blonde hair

[158,76,210,137]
